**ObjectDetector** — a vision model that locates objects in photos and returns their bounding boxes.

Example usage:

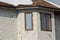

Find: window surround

[24,12,33,31]
[40,13,52,32]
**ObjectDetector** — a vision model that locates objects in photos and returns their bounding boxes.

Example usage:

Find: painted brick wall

[17,8,55,40]
[37,11,55,40]
[17,12,38,40]
[0,7,56,40]
[0,8,17,40]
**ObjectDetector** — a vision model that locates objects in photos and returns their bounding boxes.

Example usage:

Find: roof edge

[0,1,60,11]
[0,1,16,8]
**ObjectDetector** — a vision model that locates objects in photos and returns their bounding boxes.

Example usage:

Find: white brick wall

[17,9,55,40]
[0,7,55,40]
[17,12,38,40]
[0,8,17,40]
[37,11,55,40]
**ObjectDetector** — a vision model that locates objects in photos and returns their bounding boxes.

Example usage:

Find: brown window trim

[24,12,33,31]
[40,13,52,32]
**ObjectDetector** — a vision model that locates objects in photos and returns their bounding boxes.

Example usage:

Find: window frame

[40,13,52,32]
[24,12,33,31]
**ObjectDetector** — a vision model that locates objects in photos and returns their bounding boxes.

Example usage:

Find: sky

[44,0,60,8]
[48,0,60,5]
[0,0,33,6]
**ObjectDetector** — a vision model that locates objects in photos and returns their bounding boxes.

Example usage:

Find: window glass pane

[40,14,46,30]
[46,15,51,30]
[26,13,32,30]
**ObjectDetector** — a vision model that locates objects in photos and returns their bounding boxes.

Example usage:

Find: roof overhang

[0,1,60,11]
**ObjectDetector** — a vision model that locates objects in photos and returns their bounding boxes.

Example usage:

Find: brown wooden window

[25,12,33,31]
[40,13,52,31]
